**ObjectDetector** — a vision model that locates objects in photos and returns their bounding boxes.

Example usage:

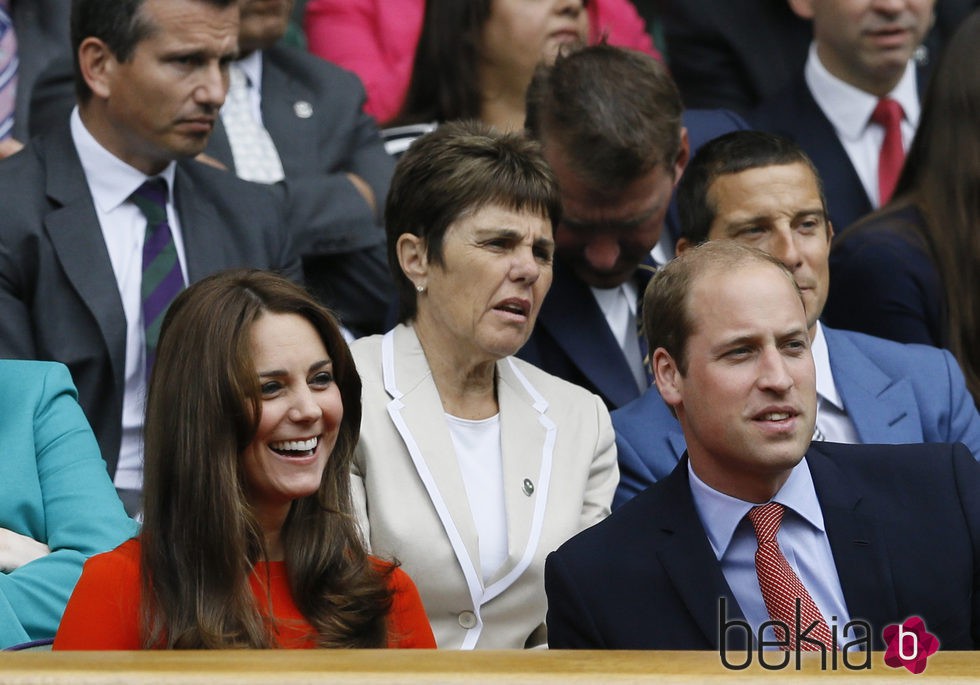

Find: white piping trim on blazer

[380,329,556,649]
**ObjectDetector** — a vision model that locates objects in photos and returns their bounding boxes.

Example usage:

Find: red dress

[53,539,435,649]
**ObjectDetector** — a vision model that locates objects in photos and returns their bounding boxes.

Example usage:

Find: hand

[0,527,51,572]
[194,152,228,171]
[0,138,24,159]
[346,172,377,214]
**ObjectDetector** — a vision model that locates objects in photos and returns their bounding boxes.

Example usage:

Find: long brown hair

[844,11,980,404]
[140,269,391,648]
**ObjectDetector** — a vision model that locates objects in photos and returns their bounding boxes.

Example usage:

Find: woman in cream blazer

[350,122,618,649]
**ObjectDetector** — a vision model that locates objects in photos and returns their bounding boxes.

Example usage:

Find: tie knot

[131,178,168,222]
[871,98,903,127]
[748,502,784,543]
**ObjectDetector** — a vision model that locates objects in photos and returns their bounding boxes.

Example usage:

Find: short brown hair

[643,242,800,374]
[385,120,561,323]
[525,44,683,191]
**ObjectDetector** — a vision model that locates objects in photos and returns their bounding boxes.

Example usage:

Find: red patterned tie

[748,503,834,651]
[870,98,905,206]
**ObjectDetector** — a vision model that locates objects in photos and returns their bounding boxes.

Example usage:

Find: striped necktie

[0,0,17,140]
[131,179,184,382]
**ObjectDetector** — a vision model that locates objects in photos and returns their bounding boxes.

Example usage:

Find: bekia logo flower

[883,617,939,674]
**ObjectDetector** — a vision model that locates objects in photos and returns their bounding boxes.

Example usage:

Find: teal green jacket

[0,361,138,648]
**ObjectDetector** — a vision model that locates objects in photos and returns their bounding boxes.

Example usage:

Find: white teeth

[760,413,791,421]
[270,437,318,452]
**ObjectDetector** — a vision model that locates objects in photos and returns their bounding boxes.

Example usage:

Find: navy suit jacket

[0,123,300,477]
[517,109,749,409]
[546,442,980,650]
[750,72,929,232]
[611,325,980,508]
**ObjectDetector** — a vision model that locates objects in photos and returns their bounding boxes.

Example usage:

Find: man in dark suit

[546,241,980,651]
[0,0,299,512]
[611,131,980,507]
[518,45,747,410]
[205,0,395,337]
[750,0,936,231]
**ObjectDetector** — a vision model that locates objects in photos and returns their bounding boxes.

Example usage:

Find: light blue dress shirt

[688,459,854,647]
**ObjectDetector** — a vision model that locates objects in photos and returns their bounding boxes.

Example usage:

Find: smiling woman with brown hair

[350,121,618,649]
[54,270,434,650]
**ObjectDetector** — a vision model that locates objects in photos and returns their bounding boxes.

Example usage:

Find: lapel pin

[522,479,534,496]
[293,101,313,119]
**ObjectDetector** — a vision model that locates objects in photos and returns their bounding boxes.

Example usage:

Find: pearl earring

[416,284,425,293]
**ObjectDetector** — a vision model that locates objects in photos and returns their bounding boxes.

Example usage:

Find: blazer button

[457,611,477,629]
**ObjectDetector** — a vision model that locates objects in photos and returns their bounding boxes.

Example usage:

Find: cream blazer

[350,324,619,649]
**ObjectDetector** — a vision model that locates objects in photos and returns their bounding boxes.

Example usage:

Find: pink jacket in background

[304,0,659,124]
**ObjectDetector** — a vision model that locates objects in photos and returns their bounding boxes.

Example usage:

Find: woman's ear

[396,233,428,290]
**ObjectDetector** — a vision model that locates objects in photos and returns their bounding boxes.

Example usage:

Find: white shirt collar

[811,321,843,411]
[804,41,920,142]
[688,458,825,561]
[70,107,177,213]
[235,50,264,94]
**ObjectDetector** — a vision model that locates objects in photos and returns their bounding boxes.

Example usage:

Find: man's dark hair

[71,0,237,102]
[677,130,829,245]
[525,44,683,190]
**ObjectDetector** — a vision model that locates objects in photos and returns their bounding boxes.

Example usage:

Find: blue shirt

[688,459,853,646]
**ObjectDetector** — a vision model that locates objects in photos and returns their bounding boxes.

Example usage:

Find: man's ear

[396,233,429,290]
[675,237,691,254]
[652,347,683,408]
[672,128,690,187]
[77,37,116,100]
[787,0,815,21]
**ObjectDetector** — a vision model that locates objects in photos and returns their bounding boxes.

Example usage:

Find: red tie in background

[748,503,835,651]
[870,98,905,206]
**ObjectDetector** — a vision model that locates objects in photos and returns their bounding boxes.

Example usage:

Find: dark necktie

[748,503,834,651]
[870,98,905,205]
[131,179,184,381]
[0,0,17,140]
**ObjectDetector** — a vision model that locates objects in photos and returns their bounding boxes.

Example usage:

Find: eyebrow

[561,203,662,233]
[474,227,555,250]
[712,327,809,352]
[724,207,827,230]
[258,359,331,379]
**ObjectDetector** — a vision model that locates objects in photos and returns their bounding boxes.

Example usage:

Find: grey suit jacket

[206,46,396,335]
[350,324,619,649]
[0,122,301,477]
[11,0,71,141]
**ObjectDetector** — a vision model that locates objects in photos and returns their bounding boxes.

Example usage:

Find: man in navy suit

[612,131,980,508]
[750,0,936,231]
[519,45,747,409]
[546,241,980,651]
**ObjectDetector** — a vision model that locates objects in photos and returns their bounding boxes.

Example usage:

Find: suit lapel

[655,459,748,649]
[808,447,897,646]
[486,359,555,600]
[824,327,922,443]
[537,261,641,407]
[172,163,226,283]
[43,128,127,388]
[380,327,483,570]
[261,48,318,176]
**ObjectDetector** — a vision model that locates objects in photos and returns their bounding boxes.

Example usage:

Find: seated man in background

[612,131,980,508]
[0,0,299,514]
[547,241,980,651]
[518,44,747,411]
[26,0,396,337]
